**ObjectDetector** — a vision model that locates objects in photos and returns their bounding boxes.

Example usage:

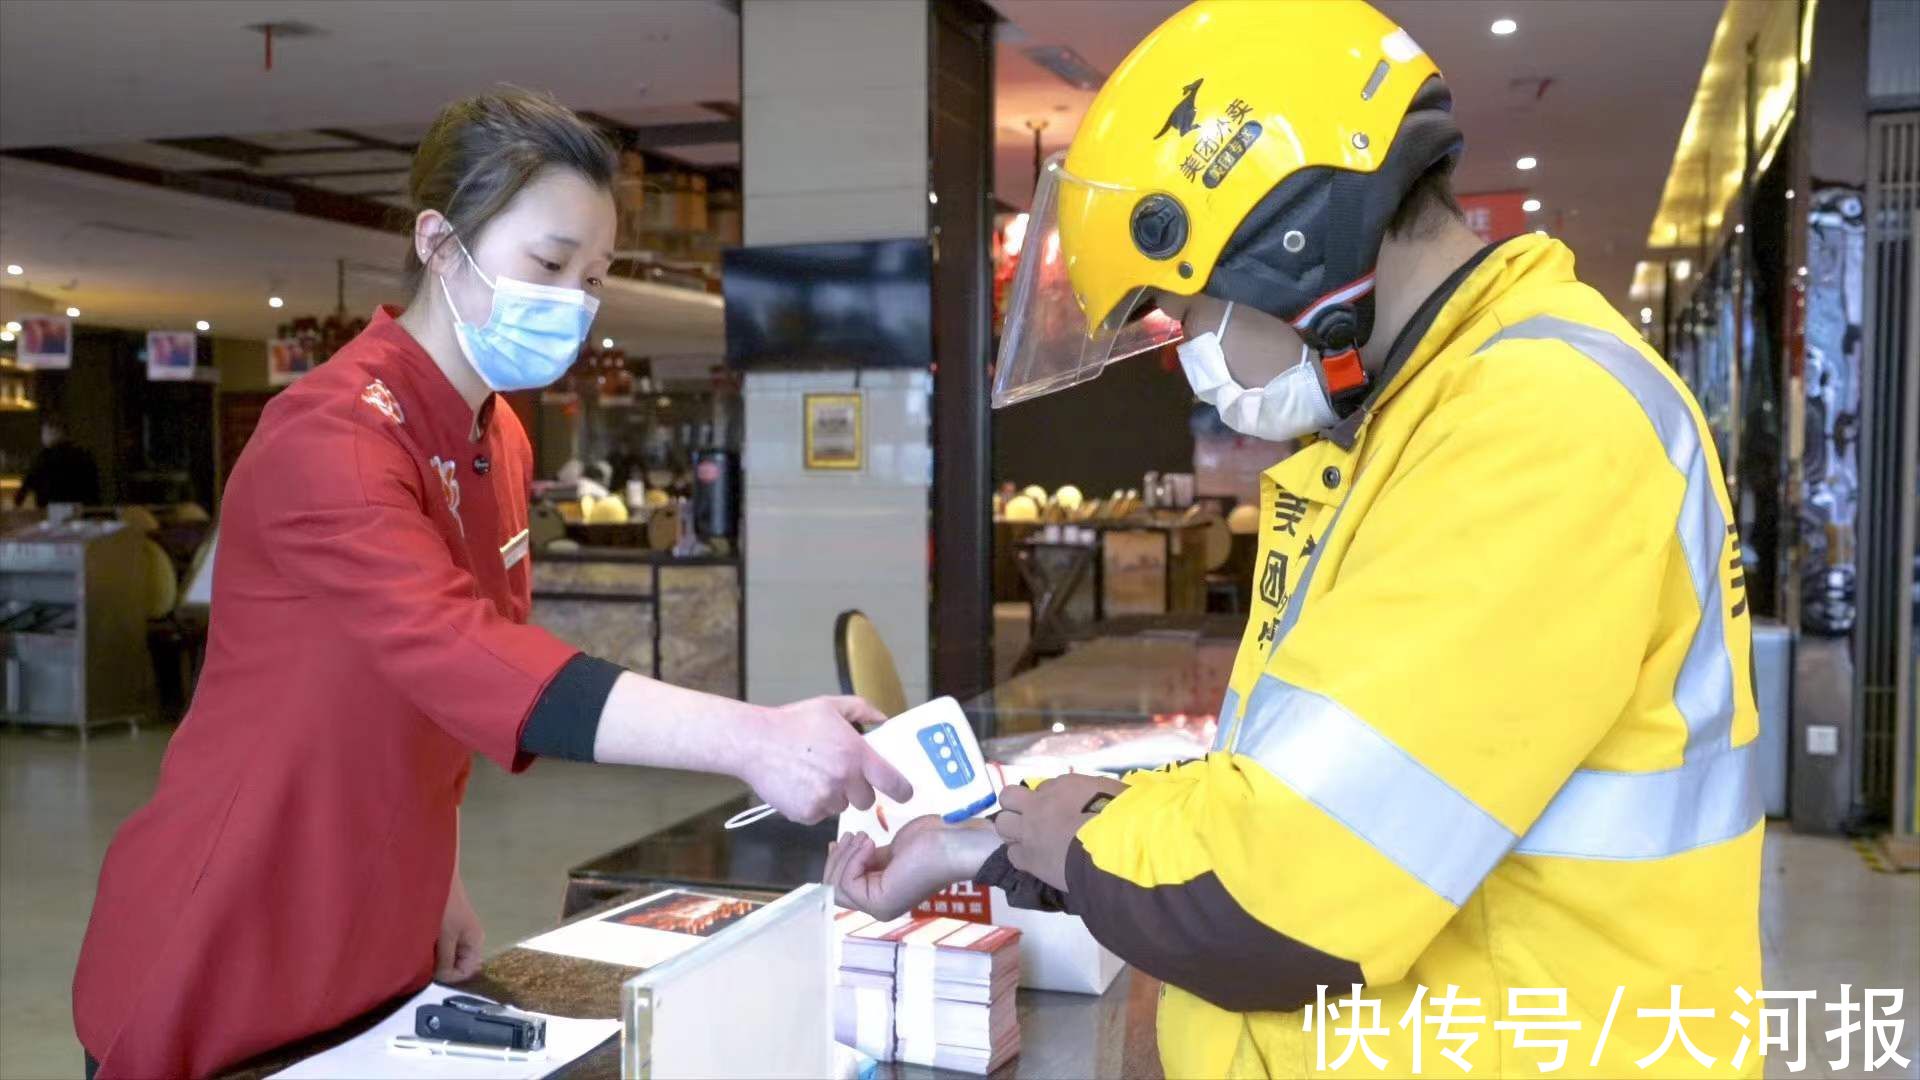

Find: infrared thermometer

[724,696,995,830]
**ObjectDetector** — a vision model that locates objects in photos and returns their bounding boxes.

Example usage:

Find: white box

[987,890,1123,995]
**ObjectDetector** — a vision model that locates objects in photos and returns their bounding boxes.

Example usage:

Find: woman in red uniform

[72,90,909,1079]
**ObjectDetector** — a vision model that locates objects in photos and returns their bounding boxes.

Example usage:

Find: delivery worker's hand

[825,817,1001,921]
[741,697,914,824]
[995,773,1127,891]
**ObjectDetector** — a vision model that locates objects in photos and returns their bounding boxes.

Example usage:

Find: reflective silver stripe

[1475,317,1735,759]
[1212,687,1241,752]
[1515,742,1762,860]
[1232,675,1515,906]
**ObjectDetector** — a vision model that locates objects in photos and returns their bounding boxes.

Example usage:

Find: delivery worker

[824,2,1763,1076]
[74,88,910,1079]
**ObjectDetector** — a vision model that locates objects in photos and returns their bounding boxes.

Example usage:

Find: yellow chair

[120,505,162,534]
[142,539,178,620]
[834,610,909,718]
[1201,517,1233,574]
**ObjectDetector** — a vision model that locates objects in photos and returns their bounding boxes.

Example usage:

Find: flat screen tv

[723,238,931,369]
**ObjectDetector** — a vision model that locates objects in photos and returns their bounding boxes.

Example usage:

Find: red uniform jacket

[74,308,580,1077]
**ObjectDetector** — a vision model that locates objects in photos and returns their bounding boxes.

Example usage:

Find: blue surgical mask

[439,238,599,392]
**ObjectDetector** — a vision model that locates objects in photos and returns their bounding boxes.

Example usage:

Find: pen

[387,1034,549,1062]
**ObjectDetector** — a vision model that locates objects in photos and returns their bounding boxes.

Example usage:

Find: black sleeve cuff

[973,844,1071,913]
[519,654,622,762]
[1063,836,1363,1013]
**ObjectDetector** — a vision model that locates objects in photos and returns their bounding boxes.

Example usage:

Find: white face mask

[1175,302,1338,442]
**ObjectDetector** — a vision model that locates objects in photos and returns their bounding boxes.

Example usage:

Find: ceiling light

[195,320,211,332]
[65,306,80,318]
[1491,18,1517,35]
[1021,44,1106,91]
[1734,224,1745,234]
[1516,156,1537,171]
[4,264,21,276]
[1522,198,1542,213]
[1640,307,1653,323]
[601,337,614,349]
[268,296,284,309]
[1784,189,1795,200]
[3,321,17,333]
[1673,259,1692,281]
[0,332,12,343]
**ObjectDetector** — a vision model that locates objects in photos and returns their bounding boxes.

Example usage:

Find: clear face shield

[991,153,1186,408]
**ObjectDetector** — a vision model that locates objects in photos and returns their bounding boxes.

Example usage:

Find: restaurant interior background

[1,0,1917,1077]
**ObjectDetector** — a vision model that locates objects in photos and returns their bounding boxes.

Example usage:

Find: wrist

[942,822,1003,880]
[714,700,772,781]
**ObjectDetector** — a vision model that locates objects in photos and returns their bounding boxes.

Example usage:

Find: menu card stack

[834,910,910,1061]
[892,916,1022,1074]
[832,911,1022,1073]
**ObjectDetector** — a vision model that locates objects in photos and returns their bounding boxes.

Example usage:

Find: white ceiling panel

[241,129,362,152]
[254,148,412,178]
[656,144,741,168]
[82,141,244,173]
[601,103,736,128]
[0,0,740,150]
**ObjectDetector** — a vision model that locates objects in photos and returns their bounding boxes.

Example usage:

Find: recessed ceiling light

[268,296,285,309]
[3,321,17,333]
[196,320,211,332]
[601,337,615,349]
[4,264,21,276]
[1734,223,1745,234]
[1491,18,1517,35]
[1516,156,1538,171]
[1640,307,1653,323]
[65,306,80,318]
[1522,198,1542,213]
[0,332,12,343]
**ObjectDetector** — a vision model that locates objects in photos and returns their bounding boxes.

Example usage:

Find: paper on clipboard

[266,983,616,1080]
[519,889,765,970]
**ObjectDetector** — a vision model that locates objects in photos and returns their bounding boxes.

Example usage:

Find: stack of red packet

[834,909,905,1061]
[894,916,1021,1073]
[833,911,1023,1073]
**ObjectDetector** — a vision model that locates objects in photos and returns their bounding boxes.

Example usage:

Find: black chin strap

[1322,239,1506,451]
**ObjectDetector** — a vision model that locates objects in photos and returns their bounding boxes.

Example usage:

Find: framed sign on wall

[803,392,863,471]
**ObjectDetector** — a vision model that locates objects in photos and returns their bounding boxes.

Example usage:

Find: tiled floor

[2,725,1915,1079]
[0,724,742,1080]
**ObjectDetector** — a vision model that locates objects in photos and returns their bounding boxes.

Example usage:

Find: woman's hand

[825,817,1001,921]
[736,697,913,824]
[435,872,486,983]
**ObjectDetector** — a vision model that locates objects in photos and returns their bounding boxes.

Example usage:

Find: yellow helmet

[993,0,1461,409]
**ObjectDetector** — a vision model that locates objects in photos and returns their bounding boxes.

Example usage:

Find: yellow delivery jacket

[1065,235,1763,1077]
